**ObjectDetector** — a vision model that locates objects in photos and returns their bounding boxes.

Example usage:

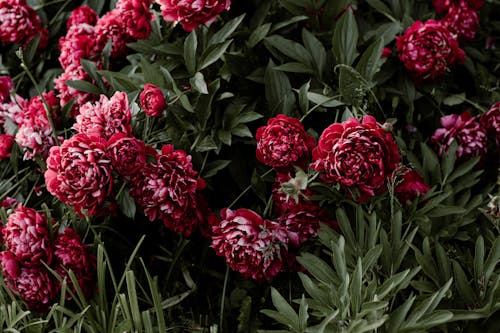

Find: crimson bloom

[396,20,465,82]
[0,0,43,46]
[394,167,431,204]
[310,116,400,202]
[2,205,52,266]
[0,133,14,159]
[211,208,287,281]
[107,133,154,177]
[140,84,167,117]
[155,0,231,32]
[45,133,113,216]
[432,111,488,161]
[130,144,205,236]
[0,76,14,104]
[441,1,480,42]
[480,102,500,147]
[256,114,315,170]
[66,5,98,28]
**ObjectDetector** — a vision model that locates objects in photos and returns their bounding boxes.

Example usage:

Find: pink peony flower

[441,1,480,42]
[393,167,431,204]
[256,114,316,170]
[480,102,500,146]
[432,111,488,160]
[2,205,52,266]
[130,144,205,236]
[0,0,43,46]
[54,64,99,115]
[45,133,113,216]
[396,20,465,82]
[66,5,98,28]
[0,133,14,159]
[0,75,14,104]
[58,23,97,70]
[211,208,287,281]
[73,91,132,139]
[310,115,401,202]
[107,133,154,177]
[155,0,231,32]
[94,10,134,59]
[140,83,167,117]
[15,91,60,160]
[432,0,483,13]
[54,228,96,299]
[116,0,153,40]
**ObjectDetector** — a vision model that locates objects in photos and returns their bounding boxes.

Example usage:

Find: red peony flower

[58,23,97,70]
[74,91,132,139]
[155,0,231,32]
[140,83,167,117]
[107,133,154,177]
[432,111,488,160]
[94,10,134,59]
[480,102,500,147]
[0,133,14,159]
[394,167,431,204]
[310,115,401,202]
[0,0,43,46]
[66,5,98,28]
[0,256,58,311]
[277,208,321,248]
[433,0,483,13]
[441,1,480,42]
[54,228,96,299]
[211,208,287,281]
[45,133,113,216]
[256,114,316,170]
[116,0,153,40]
[129,144,205,236]
[15,91,60,160]
[2,205,52,266]
[0,75,14,104]
[396,20,465,82]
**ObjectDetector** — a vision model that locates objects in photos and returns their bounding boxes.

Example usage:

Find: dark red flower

[256,114,315,170]
[2,205,52,266]
[45,133,113,216]
[394,167,431,204]
[94,10,134,59]
[130,144,205,236]
[155,0,231,32]
[0,0,43,46]
[441,1,480,42]
[480,102,500,147]
[58,23,97,70]
[66,5,98,28]
[0,133,14,159]
[107,133,154,177]
[310,115,401,202]
[140,83,167,117]
[396,20,465,82]
[211,208,287,281]
[0,75,14,104]
[432,111,488,160]
[54,228,96,299]
[116,0,153,40]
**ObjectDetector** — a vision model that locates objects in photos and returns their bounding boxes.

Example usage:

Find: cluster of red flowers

[0,0,47,48]
[0,205,95,311]
[156,0,231,32]
[432,103,500,160]
[55,1,153,113]
[396,0,483,82]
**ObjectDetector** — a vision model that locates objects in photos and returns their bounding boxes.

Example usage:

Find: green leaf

[332,7,359,66]
[443,93,466,106]
[232,124,253,138]
[270,15,309,33]
[184,31,198,75]
[190,72,209,94]
[474,236,485,284]
[264,60,295,115]
[366,0,394,18]
[209,14,245,45]
[273,62,315,74]
[298,81,310,114]
[117,188,136,219]
[298,295,308,331]
[302,29,327,79]
[350,259,363,314]
[297,253,337,285]
[199,40,233,71]
[484,237,500,283]
[196,135,218,152]
[64,80,101,95]
[355,37,384,81]
[265,35,314,68]
[81,58,106,91]
[306,92,344,108]
[270,287,299,330]
[386,296,415,333]
[338,65,366,107]
[202,160,231,178]
[248,23,272,48]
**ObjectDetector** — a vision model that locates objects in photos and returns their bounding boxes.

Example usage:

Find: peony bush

[0,0,499,332]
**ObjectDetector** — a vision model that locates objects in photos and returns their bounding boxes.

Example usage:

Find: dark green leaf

[248,23,272,48]
[209,14,245,45]
[64,80,101,95]
[190,72,209,94]
[117,188,136,219]
[184,31,198,75]
[332,8,359,66]
[199,40,233,71]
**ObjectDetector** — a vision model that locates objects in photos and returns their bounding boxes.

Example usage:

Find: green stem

[219,266,230,332]
[228,168,274,209]
[300,95,342,122]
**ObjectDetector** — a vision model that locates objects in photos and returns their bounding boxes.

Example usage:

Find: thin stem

[219,266,230,332]
[300,95,342,122]
[228,168,274,209]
